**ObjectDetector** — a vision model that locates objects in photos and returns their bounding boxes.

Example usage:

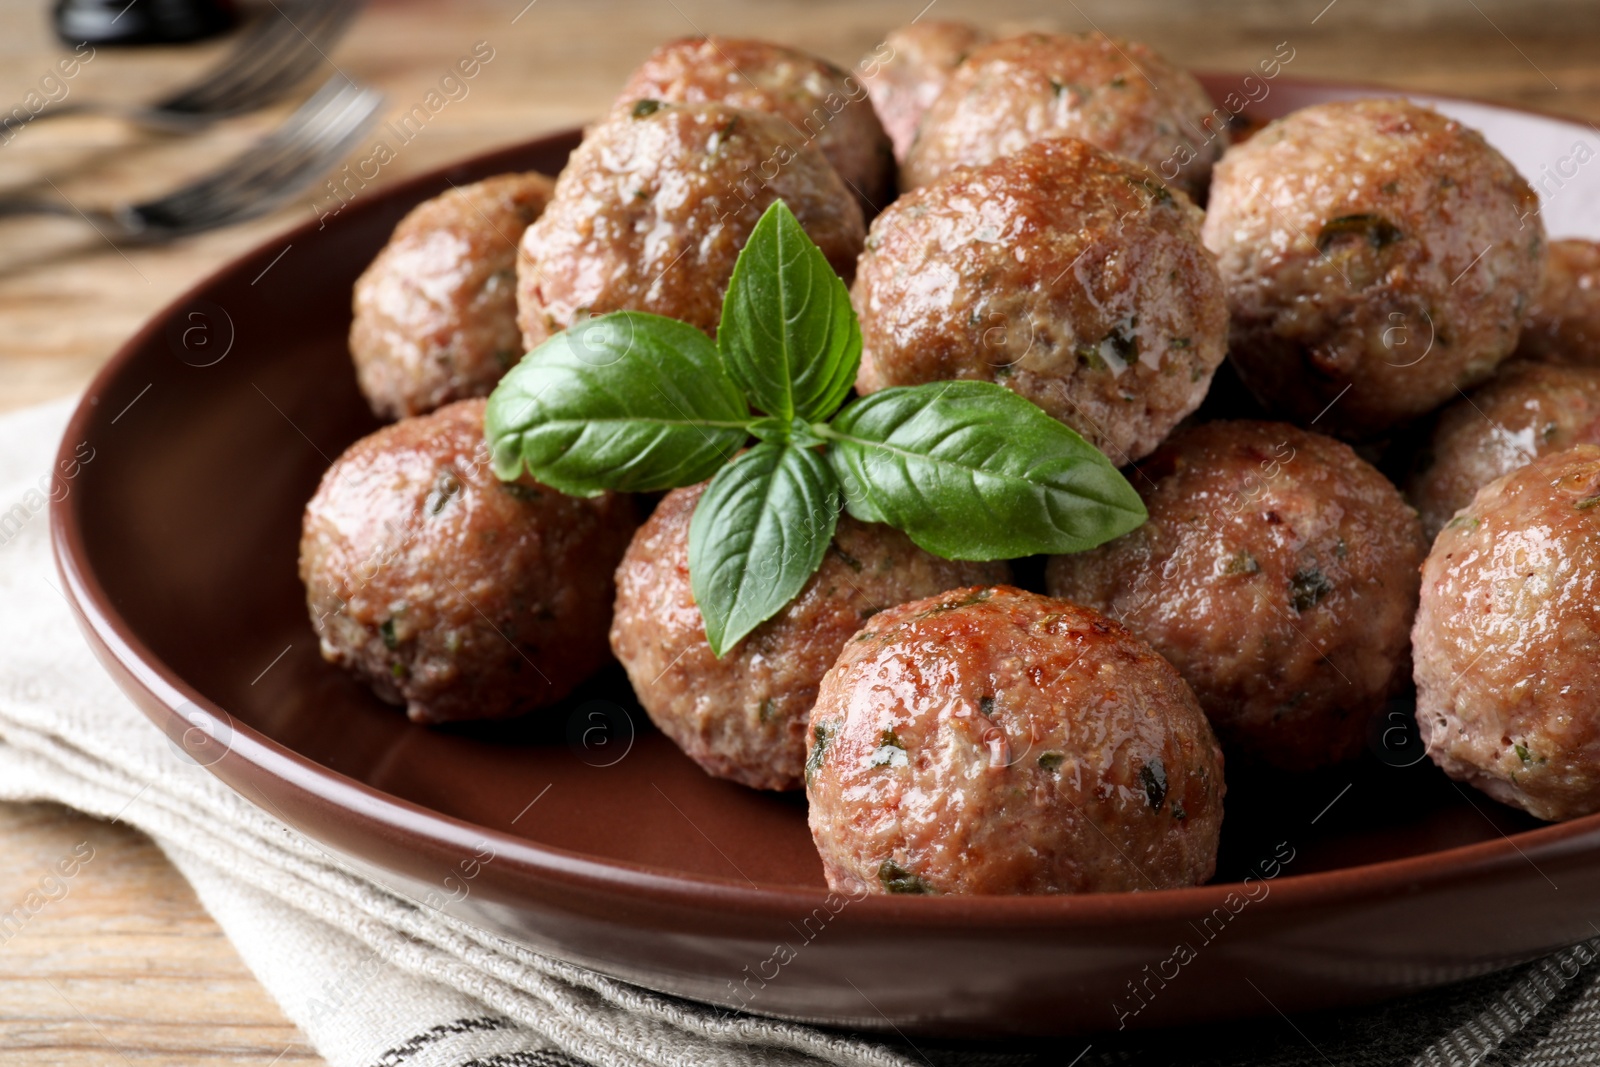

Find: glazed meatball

[1515,238,1600,366]
[861,20,989,164]
[611,36,894,216]
[1202,98,1545,441]
[350,172,555,420]
[902,32,1225,202]
[610,483,1008,791]
[1047,421,1427,770]
[1408,361,1600,539]
[853,136,1227,463]
[806,586,1224,895]
[516,102,865,351]
[1413,445,1600,821]
[300,399,636,724]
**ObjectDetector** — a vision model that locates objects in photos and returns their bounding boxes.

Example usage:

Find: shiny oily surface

[610,483,1009,792]
[1414,446,1600,822]
[1049,421,1426,771]
[902,31,1227,201]
[806,587,1224,896]
[49,81,1600,1036]
[515,101,864,351]
[853,135,1226,464]
[350,172,555,420]
[1204,97,1544,440]
[1407,360,1600,539]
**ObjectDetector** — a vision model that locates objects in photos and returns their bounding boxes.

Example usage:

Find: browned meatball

[1048,421,1427,770]
[853,136,1226,463]
[1202,99,1545,441]
[350,173,555,421]
[516,102,865,351]
[806,586,1224,895]
[610,483,1008,791]
[1515,238,1600,366]
[611,36,894,216]
[299,399,636,724]
[1413,445,1600,821]
[1408,361,1600,539]
[902,32,1226,203]
[861,20,989,164]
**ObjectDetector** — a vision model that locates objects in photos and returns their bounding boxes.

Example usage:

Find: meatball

[1408,361,1600,539]
[1515,238,1600,366]
[610,483,1008,791]
[350,173,555,421]
[861,20,989,164]
[299,399,636,724]
[806,586,1224,895]
[611,36,894,216]
[852,136,1227,463]
[1413,445,1600,821]
[1202,98,1545,441]
[1047,421,1427,770]
[516,102,865,351]
[902,32,1225,203]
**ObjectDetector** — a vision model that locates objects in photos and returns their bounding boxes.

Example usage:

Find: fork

[2,0,365,137]
[0,76,384,241]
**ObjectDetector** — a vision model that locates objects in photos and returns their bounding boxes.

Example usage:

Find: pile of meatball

[299,20,1600,898]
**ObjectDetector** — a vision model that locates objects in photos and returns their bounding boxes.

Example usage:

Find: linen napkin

[3,394,1600,1067]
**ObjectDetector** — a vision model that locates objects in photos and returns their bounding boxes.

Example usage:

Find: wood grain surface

[2,0,1598,1062]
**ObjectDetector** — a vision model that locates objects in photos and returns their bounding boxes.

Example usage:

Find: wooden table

[2,0,1597,1062]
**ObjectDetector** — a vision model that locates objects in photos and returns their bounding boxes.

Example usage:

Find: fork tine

[153,0,365,117]
[124,78,382,237]
[145,79,358,211]
[191,0,365,117]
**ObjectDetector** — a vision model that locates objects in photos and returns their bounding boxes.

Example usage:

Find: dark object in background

[54,0,235,45]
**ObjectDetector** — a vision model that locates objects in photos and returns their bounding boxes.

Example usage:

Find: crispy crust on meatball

[1413,445,1600,821]
[1516,238,1600,366]
[862,20,989,164]
[806,586,1224,895]
[1048,421,1427,770]
[1202,98,1545,441]
[852,136,1227,463]
[611,36,895,216]
[1408,361,1600,539]
[351,172,555,420]
[902,32,1226,202]
[610,483,1008,791]
[516,102,865,351]
[299,399,637,723]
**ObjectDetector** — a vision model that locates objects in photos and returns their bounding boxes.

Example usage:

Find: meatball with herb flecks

[852,136,1227,464]
[351,172,555,420]
[1047,421,1427,770]
[516,102,865,352]
[611,36,895,217]
[1515,238,1600,366]
[861,20,989,165]
[1202,98,1545,441]
[1413,445,1600,821]
[902,32,1226,202]
[610,482,1009,791]
[806,586,1224,895]
[299,399,637,724]
[1408,361,1600,540]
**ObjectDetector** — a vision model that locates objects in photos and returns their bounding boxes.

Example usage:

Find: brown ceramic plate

[51,75,1600,1038]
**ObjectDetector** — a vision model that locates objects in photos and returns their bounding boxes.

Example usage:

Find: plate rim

[49,74,1600,930]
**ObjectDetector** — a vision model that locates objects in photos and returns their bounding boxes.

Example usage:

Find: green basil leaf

[822,381,1146,559]
[485,311,751,496]
[689,442,841,657]
[718,201,861,423]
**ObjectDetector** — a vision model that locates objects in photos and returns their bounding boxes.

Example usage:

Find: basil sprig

[487,201,1146,656]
